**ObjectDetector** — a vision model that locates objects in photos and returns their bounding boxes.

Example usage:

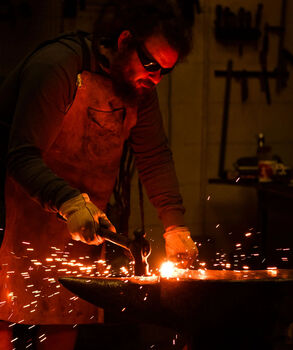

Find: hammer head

[129,229,151,276]
[99,226,151,276]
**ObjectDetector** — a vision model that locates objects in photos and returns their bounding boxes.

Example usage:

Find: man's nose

[148,71,162,85]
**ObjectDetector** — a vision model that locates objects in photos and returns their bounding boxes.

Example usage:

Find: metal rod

[215,69,289,79]
[276,0,287,92]
[218,60,233,179]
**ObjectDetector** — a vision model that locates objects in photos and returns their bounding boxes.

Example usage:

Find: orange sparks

[120,266,128,274]
[7,292,14,301]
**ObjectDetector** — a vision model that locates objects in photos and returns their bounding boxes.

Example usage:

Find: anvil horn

[59,277,160,316]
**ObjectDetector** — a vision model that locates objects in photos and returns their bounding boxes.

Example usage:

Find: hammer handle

[99,227,131,251]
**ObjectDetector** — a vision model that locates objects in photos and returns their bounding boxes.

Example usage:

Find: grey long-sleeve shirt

[0,32,185,228]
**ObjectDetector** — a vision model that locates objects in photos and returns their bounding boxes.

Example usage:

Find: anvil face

[59,269,293,332]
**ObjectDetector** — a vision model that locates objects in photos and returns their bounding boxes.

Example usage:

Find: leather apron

[0,71,137,324]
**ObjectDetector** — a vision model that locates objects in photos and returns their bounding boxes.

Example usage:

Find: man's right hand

[59,193,116,245]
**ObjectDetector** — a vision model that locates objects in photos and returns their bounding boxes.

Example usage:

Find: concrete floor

[11,321,293,350]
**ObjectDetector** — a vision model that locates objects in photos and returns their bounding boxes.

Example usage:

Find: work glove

[59,193,116,245]
[164,226,198,269]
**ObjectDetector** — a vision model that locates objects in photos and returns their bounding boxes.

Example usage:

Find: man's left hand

[164,226,198,269]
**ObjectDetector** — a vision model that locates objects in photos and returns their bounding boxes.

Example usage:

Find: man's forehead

[143,34,178,68]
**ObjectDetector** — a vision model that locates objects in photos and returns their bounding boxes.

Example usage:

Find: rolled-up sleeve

[130,90,185,229]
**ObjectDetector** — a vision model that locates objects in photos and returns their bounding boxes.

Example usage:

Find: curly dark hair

[92,0,195,61]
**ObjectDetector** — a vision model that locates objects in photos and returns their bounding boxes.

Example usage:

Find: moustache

[139,80,156,89]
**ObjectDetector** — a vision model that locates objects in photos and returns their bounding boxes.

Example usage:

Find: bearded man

[0,0,198,348]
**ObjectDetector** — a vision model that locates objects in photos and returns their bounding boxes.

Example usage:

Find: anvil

[60,269,293,349]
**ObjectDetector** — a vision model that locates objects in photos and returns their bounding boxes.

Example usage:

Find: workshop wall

[0,0,61,78]
[202,0,293,268]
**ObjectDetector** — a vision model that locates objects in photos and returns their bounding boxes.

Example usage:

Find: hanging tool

[240,70,249,102]
[259,23,271,105]
[194,0,201,14]
[218,60,233,179]
[276,0,288,93]
[214,4,262,55]
[255,3,263,30]
[283,49,293,65]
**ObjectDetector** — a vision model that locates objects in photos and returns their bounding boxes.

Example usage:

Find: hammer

[99,227,151,276]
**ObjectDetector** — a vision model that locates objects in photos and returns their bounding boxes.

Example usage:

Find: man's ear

[117,30,132,50]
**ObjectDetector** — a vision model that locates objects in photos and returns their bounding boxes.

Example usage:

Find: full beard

[109,49,154,106]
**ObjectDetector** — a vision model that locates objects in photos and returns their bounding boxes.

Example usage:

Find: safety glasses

[136,42,175,75]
